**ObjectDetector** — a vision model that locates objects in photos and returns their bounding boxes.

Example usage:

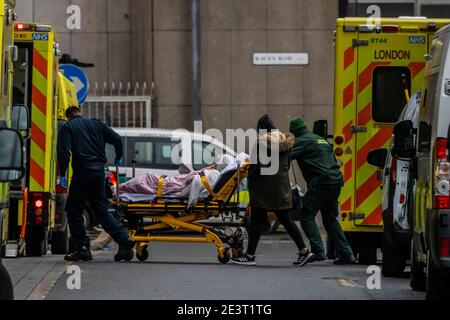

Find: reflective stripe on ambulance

[29,43,49,191]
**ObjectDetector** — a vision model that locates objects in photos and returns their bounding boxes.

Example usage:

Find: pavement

[3,233,425,300]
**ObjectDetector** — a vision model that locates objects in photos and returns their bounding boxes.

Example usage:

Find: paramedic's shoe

[293,249,314,267]
[333,255,356,265]
[114,239,135,262]
[64,246,93,262]
[310,252,327,262]
[231,254,256,266]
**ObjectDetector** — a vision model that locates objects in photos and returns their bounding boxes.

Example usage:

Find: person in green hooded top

[289,117,355,265]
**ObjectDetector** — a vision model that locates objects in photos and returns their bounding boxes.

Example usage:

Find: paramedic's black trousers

[66,168,129,249]
[247,207,307,255]
[300,184,353,258]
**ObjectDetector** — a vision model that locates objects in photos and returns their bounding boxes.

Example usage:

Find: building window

[347,3,414,17]
[421,5,450,18]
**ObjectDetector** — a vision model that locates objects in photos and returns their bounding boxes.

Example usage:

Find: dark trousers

[300,184,353,258]
[66,168,129,249]
[247,207,306,255]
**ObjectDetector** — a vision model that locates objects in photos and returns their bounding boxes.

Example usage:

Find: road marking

[27,262,69,300]
[322,276,363,288]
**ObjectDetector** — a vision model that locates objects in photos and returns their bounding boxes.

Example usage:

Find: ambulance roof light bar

[15,23,51,32]
[358,24,381,33]
[35,25,52,32]
[399,16,428,19]
[15,23,33,31]
[382,25,400,32]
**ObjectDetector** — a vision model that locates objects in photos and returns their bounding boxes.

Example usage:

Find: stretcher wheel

[136,247,149,262]
[218,250,231,264]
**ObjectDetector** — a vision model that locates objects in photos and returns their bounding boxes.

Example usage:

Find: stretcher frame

[113,161,250,263]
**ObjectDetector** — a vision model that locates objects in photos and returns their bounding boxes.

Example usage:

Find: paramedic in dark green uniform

[289,117,355,265]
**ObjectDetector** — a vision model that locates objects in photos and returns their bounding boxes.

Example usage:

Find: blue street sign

[59,64,89,104]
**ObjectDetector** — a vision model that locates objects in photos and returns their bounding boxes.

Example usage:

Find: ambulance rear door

[352,27,428,227]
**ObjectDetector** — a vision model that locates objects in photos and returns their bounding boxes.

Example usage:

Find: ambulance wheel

[410,239,426,292]
[218,250,231,264]
[136,247,149,262]
[425,250,450,300]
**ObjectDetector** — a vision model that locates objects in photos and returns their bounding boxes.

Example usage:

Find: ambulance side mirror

[313,120,329,139]
[11,105,30,138]
[367,149,388,169]
[392,120,416,159]
[0,128,25,182]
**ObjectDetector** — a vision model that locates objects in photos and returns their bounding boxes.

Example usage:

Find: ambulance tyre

[425,250,450,300]
[410,239,426,292]
[218,250,231,264]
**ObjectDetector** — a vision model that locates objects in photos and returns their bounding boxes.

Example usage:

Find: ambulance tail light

[28,193,48,226]
[34,199,43,209]
[335,147,344,157]
[436,138,447,159]
[34,197,44,225]
[15,23,33,31]
[434,138,450,209]
[334,136,344,145]
[382,25,400,33]
[440,238,450,257]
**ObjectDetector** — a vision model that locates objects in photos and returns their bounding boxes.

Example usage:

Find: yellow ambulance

[316,17,450,264]
[0,0,22,300]
[5,22,77,257]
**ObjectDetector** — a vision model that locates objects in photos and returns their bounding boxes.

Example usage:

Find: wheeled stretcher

[112,161,250,264]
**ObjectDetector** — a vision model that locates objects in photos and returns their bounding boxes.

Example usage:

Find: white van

[367,91,421,278]
[105,128,237,182]
[392,24,450,299]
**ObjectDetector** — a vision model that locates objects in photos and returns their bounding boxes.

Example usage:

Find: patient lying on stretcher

[118,153,248,207]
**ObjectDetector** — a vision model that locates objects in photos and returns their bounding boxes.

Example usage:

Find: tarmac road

[4,234,425,300]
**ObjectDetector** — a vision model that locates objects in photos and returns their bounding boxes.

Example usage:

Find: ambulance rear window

[372,67,411,123]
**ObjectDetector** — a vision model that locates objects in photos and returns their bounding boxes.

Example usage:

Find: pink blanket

[119,172,199,195]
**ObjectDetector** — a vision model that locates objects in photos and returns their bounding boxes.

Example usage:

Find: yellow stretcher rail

[113,161,250,264]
